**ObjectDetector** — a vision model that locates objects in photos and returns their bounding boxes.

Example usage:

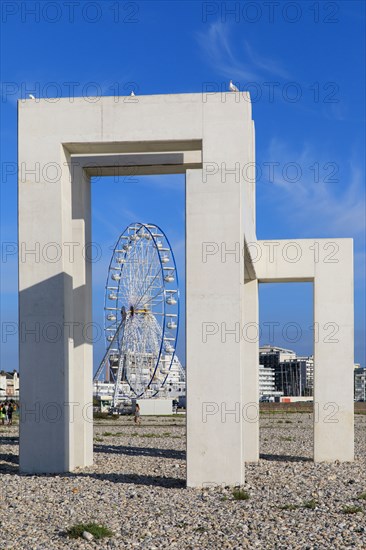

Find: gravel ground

[0,413,365,549]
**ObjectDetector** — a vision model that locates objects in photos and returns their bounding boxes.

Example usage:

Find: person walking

[1,403,6,425]
[134,403,141,425]
[7,403,13,426]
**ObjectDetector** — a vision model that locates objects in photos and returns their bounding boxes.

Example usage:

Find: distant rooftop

[259,345,295,354]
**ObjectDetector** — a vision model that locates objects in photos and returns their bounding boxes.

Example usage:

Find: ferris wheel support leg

[112,355,126,407]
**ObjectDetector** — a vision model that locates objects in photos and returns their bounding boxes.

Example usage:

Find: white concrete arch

[18,92,353,486]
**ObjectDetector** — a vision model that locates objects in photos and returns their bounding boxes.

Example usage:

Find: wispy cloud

[243,41,290,79]
[260,138,366,238]
[92,204,141,238]
[196,22,291,82]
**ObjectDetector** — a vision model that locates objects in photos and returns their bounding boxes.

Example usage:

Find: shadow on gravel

[0,436,19,445]
[0,463,185,488]
[0,452,19,464]
[0,464,19,474]
[0,451,19,474]
[94,444,185,460]
[75,471,186,489]
[260,453,312,462]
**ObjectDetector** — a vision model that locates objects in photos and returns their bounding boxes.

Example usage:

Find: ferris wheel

[94,222,180,404]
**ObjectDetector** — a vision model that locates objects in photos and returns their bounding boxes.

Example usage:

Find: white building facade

[259,365,275,396]
[354,367,366,402]
[0,371,19,400]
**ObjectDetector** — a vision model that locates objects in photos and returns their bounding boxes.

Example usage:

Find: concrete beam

[71,150,202,177]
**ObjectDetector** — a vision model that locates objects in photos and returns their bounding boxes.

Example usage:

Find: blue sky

[0,0,365,369]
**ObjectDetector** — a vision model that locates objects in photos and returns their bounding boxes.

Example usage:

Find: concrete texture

[242,278,259,462]
[17,92,354,482]
[135,399,173,416]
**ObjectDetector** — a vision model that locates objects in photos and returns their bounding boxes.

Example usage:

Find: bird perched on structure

[29,94,35,100]
[130,90,135,96]
[229,80,239,92]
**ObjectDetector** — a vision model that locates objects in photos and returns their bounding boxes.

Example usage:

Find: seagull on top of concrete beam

[29,94,36,100]
[130,90,135,96]
[229,80,239,92]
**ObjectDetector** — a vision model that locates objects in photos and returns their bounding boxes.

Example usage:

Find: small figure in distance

[7,402,14,426]
[134,403,141,426]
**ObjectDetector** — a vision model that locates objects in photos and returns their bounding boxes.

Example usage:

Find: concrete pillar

[18,144,75,473]
[186,96,254,487]
[18,129,93,473]
[242,278,259,462]
[69,160,93,468]
[313,239,354,461]
[186,167,244,487]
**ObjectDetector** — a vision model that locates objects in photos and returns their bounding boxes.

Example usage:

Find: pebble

[0,414,365,549]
